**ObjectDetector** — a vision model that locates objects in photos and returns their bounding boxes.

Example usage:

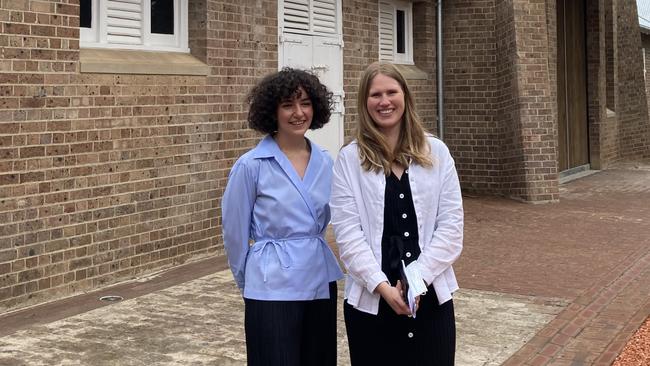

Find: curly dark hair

[247,68,333,134]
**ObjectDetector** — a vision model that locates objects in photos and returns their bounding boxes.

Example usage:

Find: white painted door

[279,0,344,159]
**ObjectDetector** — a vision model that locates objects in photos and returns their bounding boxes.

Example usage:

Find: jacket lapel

[270,138,320,224]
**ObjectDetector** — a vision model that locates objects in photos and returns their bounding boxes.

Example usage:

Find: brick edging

[503,248,650,365]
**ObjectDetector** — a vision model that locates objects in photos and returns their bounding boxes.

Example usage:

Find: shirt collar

[250,135,278,159]
[251,134,319,160]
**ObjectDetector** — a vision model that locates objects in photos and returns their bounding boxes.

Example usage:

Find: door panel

[280,34,312,70]
[307,37,344,157]
[557,0,589,172]
[280,35,344,159]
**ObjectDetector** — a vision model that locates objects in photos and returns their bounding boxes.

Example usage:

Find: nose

[378,94,390,106]
[293,102,306,117]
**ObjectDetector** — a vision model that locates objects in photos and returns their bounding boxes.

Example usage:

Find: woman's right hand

[375,281,411,315]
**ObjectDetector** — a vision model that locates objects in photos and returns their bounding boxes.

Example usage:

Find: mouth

[289,120,307,126]
[377,108,395,116]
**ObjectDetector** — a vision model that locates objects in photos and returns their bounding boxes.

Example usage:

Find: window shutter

[312,0,336,34]
[284,0,310,33]
[283,0,338,35]
[378,1,394,61]
[106,0,144,45]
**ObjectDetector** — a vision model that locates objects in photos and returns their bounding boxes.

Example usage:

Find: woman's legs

[344,299,396,365]
[244,298,302,366]
[244,282,338,366]
[301,281,338,366]
[413,289,456,366]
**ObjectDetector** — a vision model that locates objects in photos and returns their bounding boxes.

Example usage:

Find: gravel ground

[613,317,650,366]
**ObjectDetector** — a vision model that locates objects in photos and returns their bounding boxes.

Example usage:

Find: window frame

[378,0,413,65]
[80,0,189,53]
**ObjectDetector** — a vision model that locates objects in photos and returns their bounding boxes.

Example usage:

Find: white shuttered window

[282,0,339,36]
[378,0,413,64]
[80,0,189,52]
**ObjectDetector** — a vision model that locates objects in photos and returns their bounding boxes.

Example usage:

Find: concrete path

[0,270,565,366]
[0,162,648,365]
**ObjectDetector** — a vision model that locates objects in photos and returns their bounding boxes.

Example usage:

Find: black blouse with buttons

[381,169,421,284]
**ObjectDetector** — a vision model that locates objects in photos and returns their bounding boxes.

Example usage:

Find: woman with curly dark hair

[221,68,343,366]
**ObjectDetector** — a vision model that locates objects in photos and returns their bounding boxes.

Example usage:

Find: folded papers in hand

[401,260,428,318]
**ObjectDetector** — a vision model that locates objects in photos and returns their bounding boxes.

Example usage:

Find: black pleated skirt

[344,288,455,366]
[244,281,338,366]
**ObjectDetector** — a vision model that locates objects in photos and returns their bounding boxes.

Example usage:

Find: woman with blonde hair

[331,62,463,365]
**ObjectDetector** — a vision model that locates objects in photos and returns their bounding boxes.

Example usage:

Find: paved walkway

[0,163,649,365]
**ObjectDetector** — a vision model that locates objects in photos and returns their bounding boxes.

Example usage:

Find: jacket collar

[250,135,277,159]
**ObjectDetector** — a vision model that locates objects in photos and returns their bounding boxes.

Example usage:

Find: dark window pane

[151,0,174,34]
[396,9,405,54]
[80,0,92,28]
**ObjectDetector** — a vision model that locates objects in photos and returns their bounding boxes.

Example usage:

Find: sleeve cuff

[414,260,434,286]
[366,271,389,294]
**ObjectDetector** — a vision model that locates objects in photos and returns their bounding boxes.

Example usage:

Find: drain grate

[99,295,124,302]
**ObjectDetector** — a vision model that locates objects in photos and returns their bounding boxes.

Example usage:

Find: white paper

[402,260,428,318]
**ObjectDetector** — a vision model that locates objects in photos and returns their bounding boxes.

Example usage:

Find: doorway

[557,0,590,172]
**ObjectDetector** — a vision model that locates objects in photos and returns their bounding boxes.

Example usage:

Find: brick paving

[456,165,650,365]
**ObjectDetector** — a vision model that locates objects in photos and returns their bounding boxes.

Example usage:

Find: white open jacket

[330,136,464,315]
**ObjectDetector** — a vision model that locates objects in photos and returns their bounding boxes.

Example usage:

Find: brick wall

[590,0,650,167]
[3,0,650,311]
[443,0,559,201]
[614,0,650,160]
[586,0,606,170]
[510,0,558,201]
[341,0,380,140]
[495,0,526,198]
[442,0,501,195]
[410,1,437,133]
[643,34,650,130]
[341,0,437,141]
[0,0,276,311]
[605,0,616,111]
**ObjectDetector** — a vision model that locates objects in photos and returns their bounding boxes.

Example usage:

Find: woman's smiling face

[366,73,405,136]
[276,87,313,139]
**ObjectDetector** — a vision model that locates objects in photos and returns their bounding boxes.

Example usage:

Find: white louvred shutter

[282,0,338,36]
[106,0,144,45]
[284,0,310,33]
[312,0,336,34]
[378,1,394,61]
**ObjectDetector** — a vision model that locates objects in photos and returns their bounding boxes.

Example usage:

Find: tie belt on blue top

[252,234,326,282]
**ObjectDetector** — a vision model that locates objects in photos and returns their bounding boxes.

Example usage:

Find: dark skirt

[344,287,456,366]
[244,281,338,366]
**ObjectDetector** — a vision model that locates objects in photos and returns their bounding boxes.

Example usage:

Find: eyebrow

[280,95,311,103]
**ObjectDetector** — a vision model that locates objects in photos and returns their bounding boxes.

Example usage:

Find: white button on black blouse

[399,193,405,199]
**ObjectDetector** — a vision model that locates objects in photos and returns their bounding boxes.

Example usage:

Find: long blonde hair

[355,62,432,174]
